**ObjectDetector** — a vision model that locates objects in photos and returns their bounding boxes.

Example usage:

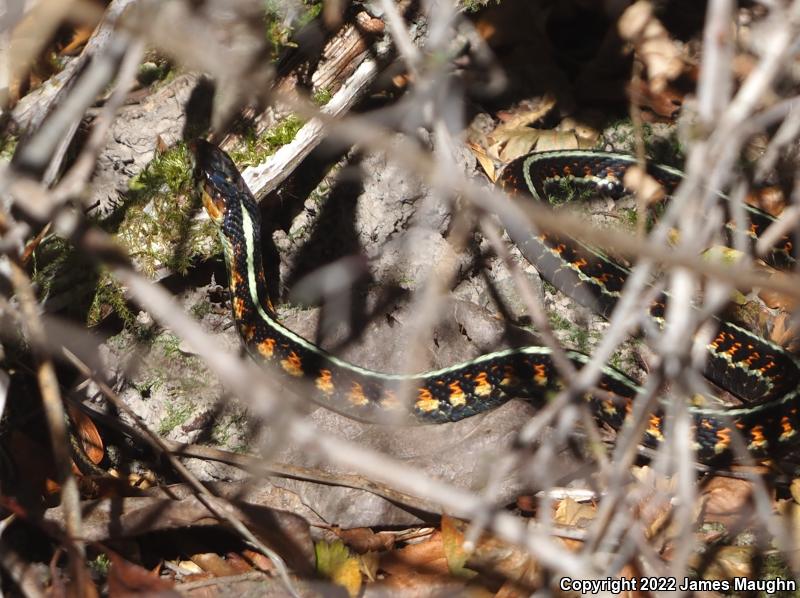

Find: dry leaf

[358,551,380,582]
[467,142,497,182]
[618,1,685,93]
[241,548,274,573]
[60,25,94,56]
[490,127,543,163]
[622,165,666,205]
[468,533,539,591]
[701,475,756,526]
[495,96,556,129]
[380,531,448,577]
[746,186,787,216]
[777,499,800,547]
[441,516,476,578]
[631,467,682,540]
[626,77,684,119]
[759,287,797,312]
[223,552,255,575]
[769,312,800,348]
[489,96,558,162]
[67,404,104,466]
[553,497,597,528]
[107,552,178,597]
[315,540,362,598]
[333,526,395,553]
[533,130,579,152]
[190,553,239,577]
[702,545,754,580]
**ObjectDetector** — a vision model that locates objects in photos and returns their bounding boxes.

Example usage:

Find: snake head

[191,139,246,225]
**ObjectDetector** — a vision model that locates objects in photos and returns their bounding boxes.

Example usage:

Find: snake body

[192,139,800,463]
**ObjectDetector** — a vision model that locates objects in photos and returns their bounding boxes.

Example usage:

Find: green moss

[31,235,101,321]
[158,400,193,436]
[758,553,800,598]
[546,177,601,206]
[211,410,249,446]
[230,116,304,167]
[190,299,213,320]
[87,272,136,328]
[312,88,333,106]
[128,143,192,197]
[461,0,501,11]
[264,0,322,53]
[0,135,18,161]
[89,553,111,577]
[113,142,217,279]
[600,118,684,166]
[155,333,182,358]
[137,59,172,87]
[548,311,571,331]
[619,207,639,230]
[31,236,78,298]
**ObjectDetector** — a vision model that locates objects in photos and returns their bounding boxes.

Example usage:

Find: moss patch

[461,0,501,11]
[264,0,323,54]
[0,134,18,161]
[114,142,219,278]
[87,272,136,327]
[158,400,193,436]
[230,116,304,168]
[600,119,684,167]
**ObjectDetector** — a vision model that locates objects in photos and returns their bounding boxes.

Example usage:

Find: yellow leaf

[468,142,496,181]
[554,497,596,527]
[441,515,476,578]
[315,540,363,597]
[533,130,579,152]
[359,551,380,582]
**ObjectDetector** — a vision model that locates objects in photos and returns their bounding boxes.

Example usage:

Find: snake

[192,139,800,463]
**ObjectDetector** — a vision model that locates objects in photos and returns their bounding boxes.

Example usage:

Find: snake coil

[193,139,800,463]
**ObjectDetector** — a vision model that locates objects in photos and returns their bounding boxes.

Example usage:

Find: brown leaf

[333,526,395,553]
[776,499,800,547]
[223,552,254,575]
[495,96,556,129]
[701,475,759,526]
[358,551,380,582]
[626,77,684,119]
[241,549,274,574]
[759,288,797,312]
[618,1,685,93]
[107,551,179,597]
[354,11,384,34]
[380,531,448,577]
[769,312,800,348]
[746,186,787,216]
[468,533,538,591]
[441,516,475,578]
[315,540,362,598]
[533,130,579,152]
[59,25,94,56]
[630,467,682,540]
[467,142,497,181]
[622,165,666,205]
[553,497,596,528]
[190,553,240,577]
[67,404,104,466]
[489,127,543,163]
[692,545,754,580]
